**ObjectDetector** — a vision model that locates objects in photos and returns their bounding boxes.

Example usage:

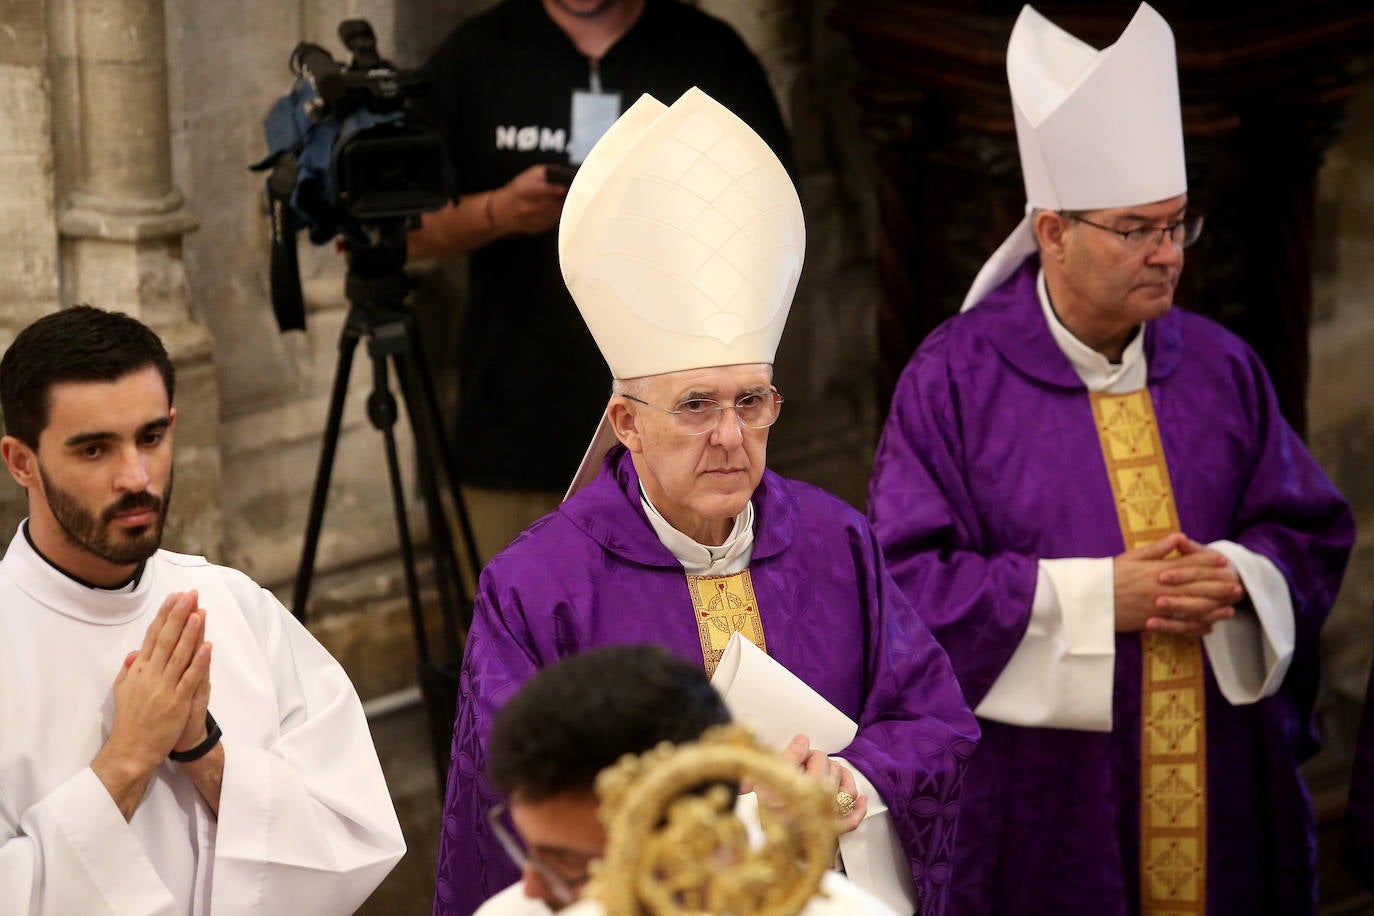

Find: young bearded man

[0,305,404,914]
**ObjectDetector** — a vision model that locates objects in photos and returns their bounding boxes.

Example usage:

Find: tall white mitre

[559,86,804,497]
[961,2,1187,310]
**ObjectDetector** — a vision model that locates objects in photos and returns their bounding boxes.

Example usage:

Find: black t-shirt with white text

[422,0,791,491]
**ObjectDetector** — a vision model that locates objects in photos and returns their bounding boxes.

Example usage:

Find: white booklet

[709,632,857,753]
[708,632,920,916]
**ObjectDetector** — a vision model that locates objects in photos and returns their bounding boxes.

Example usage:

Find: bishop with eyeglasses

[433,86,979,916]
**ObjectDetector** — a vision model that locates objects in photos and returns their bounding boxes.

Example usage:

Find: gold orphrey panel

[685,570,766,679]
[1090,389,1206,914]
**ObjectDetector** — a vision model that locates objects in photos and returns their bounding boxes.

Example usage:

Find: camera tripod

[291,223,481,790]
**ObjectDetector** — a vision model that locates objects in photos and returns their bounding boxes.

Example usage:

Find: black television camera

[253,19,454,332]
[254,22,476,792]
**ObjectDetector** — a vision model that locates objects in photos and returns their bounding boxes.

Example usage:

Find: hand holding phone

[544,163,580,187]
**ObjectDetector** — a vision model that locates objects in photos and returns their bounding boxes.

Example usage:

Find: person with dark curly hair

[475,644,894,915]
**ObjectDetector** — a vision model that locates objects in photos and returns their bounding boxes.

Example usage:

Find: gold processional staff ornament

[585,724,840,915]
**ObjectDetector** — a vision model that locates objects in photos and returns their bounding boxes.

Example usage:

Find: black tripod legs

[291,318,361,622]
[290,301,476,795]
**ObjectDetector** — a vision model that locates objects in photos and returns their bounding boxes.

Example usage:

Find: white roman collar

[1038,268,1148,394]
[1,521,156,625]
[640,486,755,576]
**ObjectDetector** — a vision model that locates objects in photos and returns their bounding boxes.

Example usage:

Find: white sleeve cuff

[24,767,178,914]
[1201,540,1294,704]
[831,756,918,916]
[975,558,1116,731]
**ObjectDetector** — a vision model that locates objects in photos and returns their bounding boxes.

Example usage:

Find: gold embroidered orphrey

[686,570,765,678]
[1090,389,1207,914]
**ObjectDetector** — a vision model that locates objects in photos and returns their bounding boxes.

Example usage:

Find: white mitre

[559,86,804,498]
[961,2,1186,310]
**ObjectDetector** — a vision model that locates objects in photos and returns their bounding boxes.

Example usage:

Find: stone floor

[357,699,445,915]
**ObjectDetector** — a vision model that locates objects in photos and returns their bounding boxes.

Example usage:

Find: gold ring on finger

[835,790,856,817]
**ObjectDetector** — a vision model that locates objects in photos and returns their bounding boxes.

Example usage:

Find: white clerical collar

[1,520,155,624]
[640,485,755,576]
[1037,268,1148,393]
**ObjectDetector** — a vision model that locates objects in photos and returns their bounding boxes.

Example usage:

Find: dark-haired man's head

[0,306,177,585]
[486,644,730,909]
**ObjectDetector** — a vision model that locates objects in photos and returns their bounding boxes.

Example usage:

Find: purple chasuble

[868,257,1353,916]
[434,446,979,915]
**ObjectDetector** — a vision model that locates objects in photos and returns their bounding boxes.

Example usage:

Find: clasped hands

[91,591,213,818]
[1114,532,1245,637]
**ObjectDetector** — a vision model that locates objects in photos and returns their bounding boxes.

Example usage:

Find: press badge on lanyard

[568,63,621,164]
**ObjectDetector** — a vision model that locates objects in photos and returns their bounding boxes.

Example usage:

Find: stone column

[0,1,62,533]
[52,0,222,556]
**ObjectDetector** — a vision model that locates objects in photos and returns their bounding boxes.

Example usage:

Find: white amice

[474,883,555,916]
[0,523,404,915]
[558,872,897,916]
[478,870,896,916]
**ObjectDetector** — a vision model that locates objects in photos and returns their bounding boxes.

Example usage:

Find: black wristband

[169,711,221,763]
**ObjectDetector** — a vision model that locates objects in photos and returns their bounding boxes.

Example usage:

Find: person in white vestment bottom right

[471,644,896,916]
[0,305,405,915]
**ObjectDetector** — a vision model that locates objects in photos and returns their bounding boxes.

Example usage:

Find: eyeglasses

[486,803,591,906]
[623,390,784,436]
[1064,210,1205,254]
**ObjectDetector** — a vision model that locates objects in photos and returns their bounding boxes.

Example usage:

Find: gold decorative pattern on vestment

[587,724,837,916]
[1090,389,1206,915]
[686,571,765,678]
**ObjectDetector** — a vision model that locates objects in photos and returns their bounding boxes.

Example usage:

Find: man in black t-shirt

[409,0,790,565]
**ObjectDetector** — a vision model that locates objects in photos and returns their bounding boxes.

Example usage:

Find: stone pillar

[0,1,62,532]
[51,0,222,556]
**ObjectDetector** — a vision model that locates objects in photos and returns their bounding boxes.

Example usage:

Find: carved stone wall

[0,0,219,557]
[0,1,61,530]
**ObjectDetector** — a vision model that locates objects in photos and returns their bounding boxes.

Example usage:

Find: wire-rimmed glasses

[1064,210,1205,254]
[623,390,784,436]
[486,803,592,907]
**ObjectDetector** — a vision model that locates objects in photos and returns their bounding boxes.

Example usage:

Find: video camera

[252,19,455,331]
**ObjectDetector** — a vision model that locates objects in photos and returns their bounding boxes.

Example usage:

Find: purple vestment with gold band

[868,256,1354,915]
[434,446,979,915]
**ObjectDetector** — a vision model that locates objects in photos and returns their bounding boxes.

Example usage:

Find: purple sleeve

[432,576,538,915]
[840,523,981,916]
[1222,347,1353,750]
[867,351,1040,708]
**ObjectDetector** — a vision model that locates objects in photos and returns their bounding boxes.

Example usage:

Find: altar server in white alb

[0,306,405,914]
